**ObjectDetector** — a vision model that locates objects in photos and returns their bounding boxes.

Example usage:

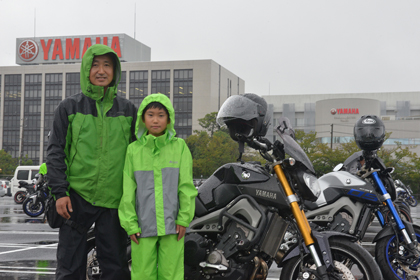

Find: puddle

[0,260,57,279]
[0,217,45,224]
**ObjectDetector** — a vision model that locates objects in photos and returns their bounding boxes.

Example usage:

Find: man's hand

[56,196,73,219]
[130,233,140,244]
[176,225,186,241]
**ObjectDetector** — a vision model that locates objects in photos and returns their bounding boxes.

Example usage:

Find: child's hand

[130,233,140,244]
[176,225,186,241]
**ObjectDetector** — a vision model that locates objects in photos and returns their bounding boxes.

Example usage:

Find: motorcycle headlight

[303,173,321,198]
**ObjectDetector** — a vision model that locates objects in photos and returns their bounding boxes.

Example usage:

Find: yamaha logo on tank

[362,118,376,125]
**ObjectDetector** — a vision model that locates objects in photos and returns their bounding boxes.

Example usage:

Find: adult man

[47,44,136,279]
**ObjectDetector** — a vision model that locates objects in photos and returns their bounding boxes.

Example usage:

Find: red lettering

[52,39,64,60]
[96,37,101,44]
[335,108,360,114]
[65,38,80,59]
[82,38,92,57]
[111,36,122,57]
[40,39,52,60]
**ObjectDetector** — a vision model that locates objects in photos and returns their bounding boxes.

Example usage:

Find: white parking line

[0,243,57,255]
[0,270,55,275]
[0,266,55,271]
[0,231,58,235]
[0,243,57,248]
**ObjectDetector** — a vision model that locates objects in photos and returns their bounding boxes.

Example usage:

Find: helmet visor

[216,95,264,126]
[355,126,385,141]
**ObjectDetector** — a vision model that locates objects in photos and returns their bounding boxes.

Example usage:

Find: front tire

[280,236,382,280]
[375,225,420,280]
[407,196,418,207]
[22,198,45,217]
[14,191,26,204]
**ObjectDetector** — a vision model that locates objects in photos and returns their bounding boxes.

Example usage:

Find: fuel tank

[305,171,381,210]
[195,162,290,217]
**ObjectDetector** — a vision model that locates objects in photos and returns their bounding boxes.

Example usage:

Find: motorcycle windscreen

[276,117,315,174]
[281,133,315,174]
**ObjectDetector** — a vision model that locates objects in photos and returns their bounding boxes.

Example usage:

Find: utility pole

[330,124,333,149]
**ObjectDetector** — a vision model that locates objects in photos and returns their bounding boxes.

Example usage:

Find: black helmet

[354,115,385,151]
[216,93,271,141]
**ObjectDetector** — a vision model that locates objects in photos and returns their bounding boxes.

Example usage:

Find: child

[118,93,197,280]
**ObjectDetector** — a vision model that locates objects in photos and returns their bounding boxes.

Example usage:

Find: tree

[0,150,34,177]
[0,150,18,176]
[294,130,420,194]
[196,112,228,137]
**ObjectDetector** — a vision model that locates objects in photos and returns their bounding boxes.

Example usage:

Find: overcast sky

[1,0,420,96]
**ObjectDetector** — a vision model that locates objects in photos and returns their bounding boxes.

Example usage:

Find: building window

[0,75,2,120]
[66,73,80,97]
[129,71,148,108]
[23,74,42,164]
[44,73,63,160]
[151,70,170,97]
[118,71,127,97]
[3,75,22,159]
[173,69,193,139]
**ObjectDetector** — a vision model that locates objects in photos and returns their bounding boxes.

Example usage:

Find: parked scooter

[22,176,50,217]
[302,115,420,280]
[14,181,36,204]
[395,179,418,207]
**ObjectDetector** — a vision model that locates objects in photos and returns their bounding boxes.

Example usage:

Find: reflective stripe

[162,168,179,235]
[134,170,157,237]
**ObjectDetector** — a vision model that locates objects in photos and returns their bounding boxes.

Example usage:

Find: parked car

[1,180,11,196]
[9,166,40,197]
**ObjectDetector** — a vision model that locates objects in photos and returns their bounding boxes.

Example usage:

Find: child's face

[143,107,170,137]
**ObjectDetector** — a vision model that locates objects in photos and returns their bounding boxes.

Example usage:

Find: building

[262,92,420,154]
[0,34,244,164]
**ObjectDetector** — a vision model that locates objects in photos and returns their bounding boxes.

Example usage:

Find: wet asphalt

[0,195,418,280]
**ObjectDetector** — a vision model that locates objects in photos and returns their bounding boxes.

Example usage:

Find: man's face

[89,54,114,88]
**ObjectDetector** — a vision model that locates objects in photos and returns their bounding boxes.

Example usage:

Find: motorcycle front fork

[373,172,417,251]
[273,162,329,279]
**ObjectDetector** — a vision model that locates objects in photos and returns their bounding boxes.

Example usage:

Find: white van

[10,165,40,196]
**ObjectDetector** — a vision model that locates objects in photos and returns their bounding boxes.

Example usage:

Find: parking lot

[0,195,58,279]
[0,194,418,279]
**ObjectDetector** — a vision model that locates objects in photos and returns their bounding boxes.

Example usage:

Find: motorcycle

[22,179,50,217]
[14,181,36,204]
[183,114,380,280]
[395,179,418,207]
[302,116,420,280]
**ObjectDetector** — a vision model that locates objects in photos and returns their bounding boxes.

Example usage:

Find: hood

[136,93,176,141]
[80,44,121,101]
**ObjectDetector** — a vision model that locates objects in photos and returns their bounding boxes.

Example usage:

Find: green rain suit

[47,44,135,279]
[119,93,197,280]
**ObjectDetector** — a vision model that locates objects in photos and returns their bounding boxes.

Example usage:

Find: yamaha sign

[16,34,151,65]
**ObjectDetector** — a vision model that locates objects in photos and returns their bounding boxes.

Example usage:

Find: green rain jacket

[46,44,137,208]
[39,163,47,176]
[119,94,197,237]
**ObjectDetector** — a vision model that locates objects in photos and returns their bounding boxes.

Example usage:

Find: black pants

[55,190,130,280]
